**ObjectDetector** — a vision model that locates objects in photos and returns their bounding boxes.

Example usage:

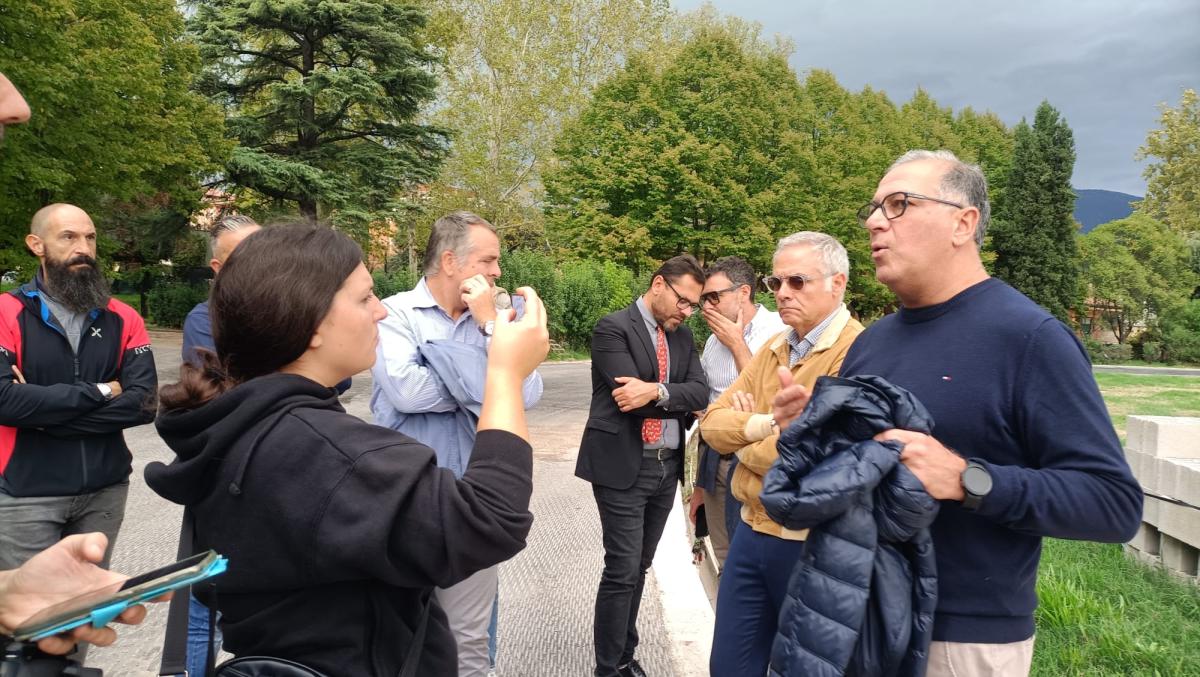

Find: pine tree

[990,101,1081,322]
[191,0,448,226]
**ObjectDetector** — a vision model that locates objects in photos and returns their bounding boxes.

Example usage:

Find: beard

[43,254,110,313]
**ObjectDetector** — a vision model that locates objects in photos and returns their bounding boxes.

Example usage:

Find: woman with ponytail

[146,225,548,676]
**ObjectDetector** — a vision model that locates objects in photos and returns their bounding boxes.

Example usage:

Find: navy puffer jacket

[760,375,939,677]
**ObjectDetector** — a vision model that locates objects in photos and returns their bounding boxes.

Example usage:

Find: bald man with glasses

[699,231,863,676]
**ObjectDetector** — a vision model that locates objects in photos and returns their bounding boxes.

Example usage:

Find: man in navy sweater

[774,150,1142,676]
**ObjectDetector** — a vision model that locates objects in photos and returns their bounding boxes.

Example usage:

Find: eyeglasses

[663,278,700,313]
[856,191,964,226]
[762,273,833,293]
[700,285,741,306]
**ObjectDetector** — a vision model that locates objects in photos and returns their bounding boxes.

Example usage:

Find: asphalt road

[1093,364,1200,377]
[86,335,711,676]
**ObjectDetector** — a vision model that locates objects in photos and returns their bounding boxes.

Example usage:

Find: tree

[545,31,812,276]
[191,0,449,230]
[1136,89,1200,237]
[990,101,1080,322]
[1078,214,1197,344]
[419,0,669,248]
[0,0,226,277]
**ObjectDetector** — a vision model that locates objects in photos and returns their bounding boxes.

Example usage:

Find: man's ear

[830,272,848,297]
[210,258,222,275]
[440,248,457,276]
[24,233,43,257]
[952,207,981,247]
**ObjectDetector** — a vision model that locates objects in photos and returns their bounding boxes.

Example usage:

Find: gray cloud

[674,0,1199,194]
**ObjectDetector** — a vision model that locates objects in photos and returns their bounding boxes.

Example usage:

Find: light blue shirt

[370,277,543,477]
[786,306,841,366]
[634,297,680,451]
[700,304,786,403]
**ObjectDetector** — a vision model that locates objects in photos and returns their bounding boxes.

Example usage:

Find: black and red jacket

[0,277,157,497]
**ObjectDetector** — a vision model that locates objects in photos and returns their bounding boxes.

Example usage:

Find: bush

[559,260,610,349]
[1160,301,1200,364]
[1083,339,1133,363]
[146,280,209,328]
[372,266,419,299]
[1139,341,1163,362]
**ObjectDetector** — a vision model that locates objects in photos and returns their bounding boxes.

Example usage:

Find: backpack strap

[158,510,195,676]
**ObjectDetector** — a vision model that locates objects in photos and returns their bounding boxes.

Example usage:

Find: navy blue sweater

[840,278,1142,644]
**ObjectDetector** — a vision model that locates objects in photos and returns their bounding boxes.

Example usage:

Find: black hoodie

[146,373,534,676]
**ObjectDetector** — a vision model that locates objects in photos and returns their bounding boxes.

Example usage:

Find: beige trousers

[925,637,1035,677]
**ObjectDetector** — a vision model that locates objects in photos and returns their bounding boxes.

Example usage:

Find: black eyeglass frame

[699,285,743,306]
[856,191,965,226]
[662,277,700,313]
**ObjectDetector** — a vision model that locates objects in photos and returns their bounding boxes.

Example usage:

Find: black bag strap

[159,509,196,676]
[399,591,432,677]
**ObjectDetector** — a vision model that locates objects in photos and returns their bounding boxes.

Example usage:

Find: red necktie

[641,325,668,443]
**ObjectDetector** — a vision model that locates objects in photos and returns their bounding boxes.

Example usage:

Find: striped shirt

[786,305,843,366]
[700,305,786,403]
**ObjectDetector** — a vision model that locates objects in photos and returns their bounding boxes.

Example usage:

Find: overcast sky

[673,0,1199,195]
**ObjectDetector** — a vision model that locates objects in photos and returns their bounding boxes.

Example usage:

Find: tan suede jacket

[699,305,864,540]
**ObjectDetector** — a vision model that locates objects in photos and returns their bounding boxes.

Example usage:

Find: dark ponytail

[159,225,364,412]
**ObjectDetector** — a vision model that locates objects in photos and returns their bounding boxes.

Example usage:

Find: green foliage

[1079,214,1197,344]
[191,0,449,238]
[991,101,1081,323]
[420,0,670,246]
[371,266,420,300]
[557,260,611,349]
[0,0,226,277]
[1137,89,1200,239]
[1082,338,1133,364]
[1160,300,1200,364]
[146,280,209,328]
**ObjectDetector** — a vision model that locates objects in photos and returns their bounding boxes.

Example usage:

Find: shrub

[146,280,209,328]
[372,266,419,299]
[558,260,609,348]
[1083,339,1133,363]
[1160,301,1200,364]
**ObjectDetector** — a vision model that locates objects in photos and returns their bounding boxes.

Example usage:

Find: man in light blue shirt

[692,256,785,567]
[371,211,542,677]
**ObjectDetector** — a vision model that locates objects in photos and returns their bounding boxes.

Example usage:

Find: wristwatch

[478,319,495,337]
[97,382,114,400]
[961,460,993,511]
[656,383,669,402]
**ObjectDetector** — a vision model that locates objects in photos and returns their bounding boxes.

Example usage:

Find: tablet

[11,550,228,642]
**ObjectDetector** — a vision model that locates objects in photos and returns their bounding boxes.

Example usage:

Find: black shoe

[617,659,647,677]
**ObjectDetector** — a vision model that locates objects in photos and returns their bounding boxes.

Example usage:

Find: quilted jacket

[760,375,940,677]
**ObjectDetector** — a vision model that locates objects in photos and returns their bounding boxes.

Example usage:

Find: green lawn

[1032,372,1200,676]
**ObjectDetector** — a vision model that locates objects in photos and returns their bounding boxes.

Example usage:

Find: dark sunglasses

[700,285,742,306]
[762,273,832,293]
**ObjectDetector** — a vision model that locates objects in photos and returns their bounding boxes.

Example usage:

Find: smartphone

[11,550,228,642]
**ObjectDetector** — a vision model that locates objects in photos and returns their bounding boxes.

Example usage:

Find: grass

[1034,540,1200,676]
[1093,372,1200,440]
[1031,372,1200,675]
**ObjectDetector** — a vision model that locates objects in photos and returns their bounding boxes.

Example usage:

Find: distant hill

[1074,189,1141,233]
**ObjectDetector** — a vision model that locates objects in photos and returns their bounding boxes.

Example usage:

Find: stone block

[1126,416,1148,452]
[1142,493,1161,527]
[1161,534,1199,577]
[1124,448,1153,491]
[1156,498,1200,550]
[1164,458,1200,507]
[1128,522,1161,556]
[1135,415,1200,459]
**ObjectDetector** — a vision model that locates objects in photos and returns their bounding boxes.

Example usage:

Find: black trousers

[591,454,681,677]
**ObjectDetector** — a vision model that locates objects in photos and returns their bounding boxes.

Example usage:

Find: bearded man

[0,203,157,573]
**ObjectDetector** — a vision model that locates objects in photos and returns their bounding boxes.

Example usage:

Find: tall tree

[1136,89,1200,237]
[544,30,812,275]
[0,0,225,277]
[191,0,449,228]
[1079,214,1197,344]
[990,101,1080,322]
[419,0,669,248]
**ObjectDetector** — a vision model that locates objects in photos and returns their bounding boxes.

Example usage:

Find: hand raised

[487,286,549,380]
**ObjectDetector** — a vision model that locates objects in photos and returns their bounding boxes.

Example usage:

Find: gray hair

[776,231,849,277]
[422,211,496,276]
[209,214,260,260]
[889,149,991,247]
[704,256,757,291]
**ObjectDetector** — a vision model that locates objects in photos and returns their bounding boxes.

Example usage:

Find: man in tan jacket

[700,231,863,676]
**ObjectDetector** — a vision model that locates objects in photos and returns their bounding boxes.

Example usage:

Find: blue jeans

[185,592,221,677]
[709,522,807,676]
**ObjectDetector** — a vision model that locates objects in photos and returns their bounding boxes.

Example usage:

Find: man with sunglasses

[700,232,863,675]
[576,255,710,677]
[689,257,784,568]
[814,150,1140,676]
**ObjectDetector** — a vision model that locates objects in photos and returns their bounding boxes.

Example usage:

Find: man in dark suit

[576,255,710,677]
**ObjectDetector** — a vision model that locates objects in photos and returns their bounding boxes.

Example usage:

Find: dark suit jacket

[575,303,709,490]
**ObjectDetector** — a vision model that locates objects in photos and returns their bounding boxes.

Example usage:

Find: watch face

[963,464,993,496]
